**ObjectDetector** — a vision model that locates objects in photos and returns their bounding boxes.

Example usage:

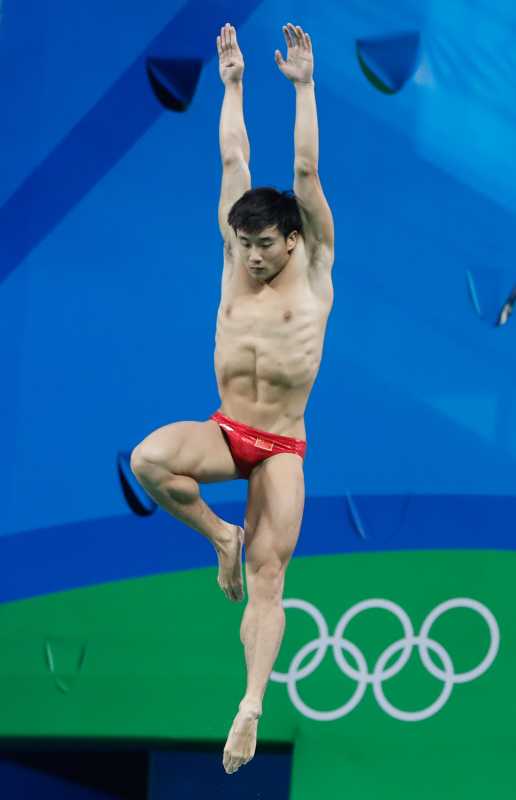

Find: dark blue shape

[1,495,516,604]
[0,0,262,284]
[117,451,157,517]
[146,57,202,111]
[495,283,516,327]
[149,748,291,799]
[356,31,421,93]
[0,758,118,800]
[0,750,147,799]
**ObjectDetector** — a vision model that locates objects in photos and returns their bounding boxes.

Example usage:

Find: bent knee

[130,444,168,479]
[130,445,146,477]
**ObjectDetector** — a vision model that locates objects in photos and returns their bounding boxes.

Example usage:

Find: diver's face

[236,226,297,283]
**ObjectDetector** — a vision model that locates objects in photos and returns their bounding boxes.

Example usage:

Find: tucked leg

[223,453,305,774]
[130,419,244,602]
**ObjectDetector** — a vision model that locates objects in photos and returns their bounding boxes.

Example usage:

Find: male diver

[131,21,334,774]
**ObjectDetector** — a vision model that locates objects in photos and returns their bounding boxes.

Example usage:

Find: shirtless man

[130,21,334,775]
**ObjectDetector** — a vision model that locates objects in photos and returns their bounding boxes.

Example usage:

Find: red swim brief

[210,410,307,479]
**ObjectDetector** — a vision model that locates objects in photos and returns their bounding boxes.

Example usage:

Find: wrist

[294,79,315,88]
[224,78,243,89]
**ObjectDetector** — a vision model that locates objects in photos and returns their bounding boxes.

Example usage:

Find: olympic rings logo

[270,598,500,722]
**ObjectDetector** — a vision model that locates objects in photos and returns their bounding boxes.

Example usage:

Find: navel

[226,305,232,317]
[283,310,292,322]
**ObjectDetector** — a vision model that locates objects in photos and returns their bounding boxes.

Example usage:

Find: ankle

[214,522,238,549]
[239,698,262,718]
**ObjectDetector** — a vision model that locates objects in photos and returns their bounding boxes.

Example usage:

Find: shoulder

[224,237,233,260]
[302,233,334,272]
[221,236,238,290]
[294,168,335,253]
[222,228,239,270]
[297,235,334,305]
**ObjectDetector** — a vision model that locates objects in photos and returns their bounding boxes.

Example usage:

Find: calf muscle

[131,455,230,547]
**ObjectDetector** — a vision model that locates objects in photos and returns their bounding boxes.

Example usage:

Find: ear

[287,230,298,249]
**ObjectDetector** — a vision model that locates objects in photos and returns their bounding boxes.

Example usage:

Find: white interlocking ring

[270,597,500,721]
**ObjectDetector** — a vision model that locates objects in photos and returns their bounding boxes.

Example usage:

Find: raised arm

[275,23,334,256]
[217,24,251,245]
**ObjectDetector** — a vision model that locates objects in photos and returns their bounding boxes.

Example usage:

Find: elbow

[222,152,242,167]
[222,147,249,167]
[294,158,318,175]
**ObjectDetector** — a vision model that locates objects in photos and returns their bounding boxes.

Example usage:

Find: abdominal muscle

[213,246,333,439]
[215,370,313,440]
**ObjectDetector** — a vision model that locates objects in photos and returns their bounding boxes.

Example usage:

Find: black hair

[227,186,303,240]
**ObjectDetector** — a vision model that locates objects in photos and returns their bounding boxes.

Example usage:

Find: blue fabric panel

[357,32,421,91]
[0,494,514,604]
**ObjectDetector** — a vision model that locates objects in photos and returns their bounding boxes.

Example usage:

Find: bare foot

[214,524,244,602]
[223,704,261,774]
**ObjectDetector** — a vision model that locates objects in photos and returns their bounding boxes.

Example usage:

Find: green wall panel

[0,550,513,797]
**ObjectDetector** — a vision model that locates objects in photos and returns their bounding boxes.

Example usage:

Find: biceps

[294,168,334,250]
[218,156,251,240]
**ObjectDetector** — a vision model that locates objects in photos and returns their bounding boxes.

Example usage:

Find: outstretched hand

[217,23,245,85]
[275,23,314,84]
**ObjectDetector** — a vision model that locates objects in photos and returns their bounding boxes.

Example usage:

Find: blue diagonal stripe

[0,0,262,283]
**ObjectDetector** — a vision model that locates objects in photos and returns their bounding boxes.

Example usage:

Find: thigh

[131,419,240,483]
[244,453,305,570]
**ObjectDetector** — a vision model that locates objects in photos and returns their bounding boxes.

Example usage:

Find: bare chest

[217,284,322,340]
[214,264,332,389]
[218,241,333,331]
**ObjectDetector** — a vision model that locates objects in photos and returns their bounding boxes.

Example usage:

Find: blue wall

[2,3,516,536]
